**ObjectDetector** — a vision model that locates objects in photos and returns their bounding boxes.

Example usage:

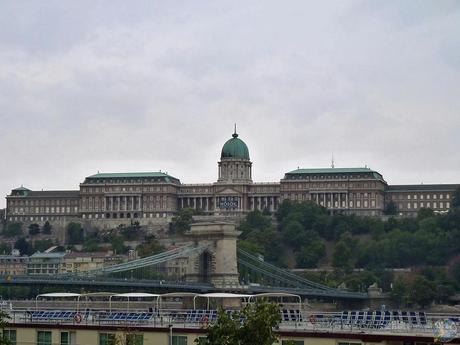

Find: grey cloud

[1,0,459,207]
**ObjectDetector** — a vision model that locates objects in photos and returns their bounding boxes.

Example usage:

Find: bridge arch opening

[199,251,213,283]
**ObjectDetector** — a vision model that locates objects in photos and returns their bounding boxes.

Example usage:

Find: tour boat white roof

[37,293,81,298]
[196,293,252,298]
[111,293,160,298]
[250,292,301,299]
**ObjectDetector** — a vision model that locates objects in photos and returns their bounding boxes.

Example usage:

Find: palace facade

[4,131,459,225]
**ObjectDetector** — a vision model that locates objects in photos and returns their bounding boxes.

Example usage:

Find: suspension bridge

[2,222,366,300]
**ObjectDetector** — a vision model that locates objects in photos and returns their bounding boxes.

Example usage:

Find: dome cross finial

[232,123,238,138]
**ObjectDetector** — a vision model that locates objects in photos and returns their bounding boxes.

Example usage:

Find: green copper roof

[287,167,376,174]
[86,172,180,183]
[12,186,31,191]
[88,172,173,178]
[221,133,250,160]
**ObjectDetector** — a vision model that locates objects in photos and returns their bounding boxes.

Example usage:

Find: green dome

[221,133,250,160]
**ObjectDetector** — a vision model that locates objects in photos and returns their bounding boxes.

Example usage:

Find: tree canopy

[238,200,460,303]
[196,300,281,345]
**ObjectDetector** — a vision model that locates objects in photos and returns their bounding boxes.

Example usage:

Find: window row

[9,199,78,206]
[11,206,79,214]
[400,202,450,210]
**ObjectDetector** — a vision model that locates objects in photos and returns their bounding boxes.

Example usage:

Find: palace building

[4,130,459,225]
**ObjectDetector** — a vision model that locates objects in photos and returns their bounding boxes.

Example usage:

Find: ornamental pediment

[216,188,240,195]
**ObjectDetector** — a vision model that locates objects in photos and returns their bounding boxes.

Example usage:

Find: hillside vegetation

[238,199,460,306]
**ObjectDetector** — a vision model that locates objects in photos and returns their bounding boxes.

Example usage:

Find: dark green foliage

[66,222,84,244]
[239,200,460,296]
[332,241,353,272]
[83,238,100,252]
[384,200,397,215]
[42,221,52,235]
[196,300,281,345]
[296,239,325,268]
[14,237,33,255]
[452,186,460,208]
[0,309,12,345]
[0,243,11,255]
[170,208,196,234]
[3,223,22,237]
[28,223,40,236]
[417,208,435,221]
[120,221,141,241]
[391,278,408,307]
[136,236,165,258]
[110,235,127,254]
[33,239,53,252]
[409,276,436,308]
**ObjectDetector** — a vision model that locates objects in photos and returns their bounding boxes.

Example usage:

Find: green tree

[390,278,408,307]
[66,222,84,244]
[0,243,11,255]
[136,238,165,258]
[384,201,397,215]
[28,223,40,236]
[296,240,325,268]
[332,241,353,272]
[33,239,53,252]
[239,210,272,237]
[3,223,22,238]
[0,310,12,345]
[409,276,436,308]
[111,236,127,254]
[83,238,100,252]
[120,221,141,241]
[197,300,281,345]
[14,237,33,256]
[42,221,52,235]
[452,186,460,208]
[170,208,196,234]
[417,208,435,221]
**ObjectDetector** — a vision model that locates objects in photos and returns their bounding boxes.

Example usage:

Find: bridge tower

[185,222,241,288]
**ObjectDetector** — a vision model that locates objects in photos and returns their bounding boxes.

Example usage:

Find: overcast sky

[1,0,459,208]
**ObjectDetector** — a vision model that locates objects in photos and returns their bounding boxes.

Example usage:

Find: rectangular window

[60,332,69,345]
[3,329,17,345]
[447,202,450,209]
[37,331,52,345]
[126,334,143,345]
[172,335,188,345]
[440,202,444,208]
[414,202,418,209]
[407,203,411,209]
[99,333,116,345]
[433,202,437,209]
[60,331,77,345]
